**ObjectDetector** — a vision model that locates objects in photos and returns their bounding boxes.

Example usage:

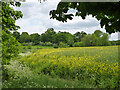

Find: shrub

[27,45,32,49]
[4,60,33,80]
[23,46,26,50]
[21,46,27,53]
[73,42,85,47]
[45,42,53,46]
[53,44,58,48]
[22,43,29,46]
[2,31,21,65]
[59,42,66,48]
[39,42,45,46]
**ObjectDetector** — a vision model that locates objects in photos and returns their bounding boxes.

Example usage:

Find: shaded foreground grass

[3,73,95,88]
[2,60,95,88]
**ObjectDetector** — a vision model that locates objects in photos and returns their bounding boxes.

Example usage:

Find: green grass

[3,46,119,88]
[3,73,95,88]
[30,45,53,49]
[2,60,95,88]
[20,45,53,53]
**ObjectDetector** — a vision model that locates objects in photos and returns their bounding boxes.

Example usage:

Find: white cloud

[109,32,119,41]
[15,1,118,40]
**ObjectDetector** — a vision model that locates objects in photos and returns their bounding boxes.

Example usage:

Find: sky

[15,0,119,41]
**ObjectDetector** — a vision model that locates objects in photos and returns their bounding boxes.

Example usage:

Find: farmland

[3,46,119,88]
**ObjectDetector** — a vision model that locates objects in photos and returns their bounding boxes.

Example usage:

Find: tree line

[13,28,120,47]
[2,1,119,81]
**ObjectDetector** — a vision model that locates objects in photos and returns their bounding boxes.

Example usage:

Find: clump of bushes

[53,44,58,48]
[27,45,32,49]
[40,42,53,46]
[3,60,33,82]
[23,46,26,50]
[73,42,84,47]
[59,42,66,48]
[22,43,29,46]
[45,42,53,46]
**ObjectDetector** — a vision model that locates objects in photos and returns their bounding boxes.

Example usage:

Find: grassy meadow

[3,45,119,88]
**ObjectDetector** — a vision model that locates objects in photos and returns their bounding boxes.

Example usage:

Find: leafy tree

[45,42,53,46]
[74,31,87,42]
[2,2,23,31]
[110,41,117,45]
[94,30,103,38]
[2,31,20,65]
[13,31,20,41]
[40,28,56,43]
[81,32,110,46]
[20,32,31,43]
[81,34,92,46]
[55,31,67,44]
[30,33,40,45]
[40,33,47,43]
[2,1,23,64]
[65,32,74,46]
[91,34,99,46]
[73,42,84,47]
[117,40,120,45]
[55,31,74,46]
[50,2,120,34]
[59,42,66,47]
[100,33,111,46]
[1,1,23,80]
[81,34,99,46]
[74,32,81,42]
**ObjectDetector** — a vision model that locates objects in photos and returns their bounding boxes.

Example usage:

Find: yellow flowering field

[19,46,119,88]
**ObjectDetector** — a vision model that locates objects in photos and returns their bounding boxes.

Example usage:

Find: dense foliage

[30,33,40,45]
[2,31,20,65]
[20,32,31,43]
[13,31,20,41]
[74,31,87,42]
[50,2,120,34]
[15,29,119,47]
[40,28,56,43]
[2,1,119,88]
[2,1,23,80]
[2,1,23,63]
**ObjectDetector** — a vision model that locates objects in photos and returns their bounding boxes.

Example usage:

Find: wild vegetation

[3,46,119,88]
[1,1,120,89]
[13,29,120,47]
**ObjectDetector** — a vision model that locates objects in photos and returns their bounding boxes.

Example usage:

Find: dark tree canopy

[1,1,23,65]
[50,2,120,34]
[13,31,20,41]
[74,31,87,42]
[40,28,56,43]
[2,1,23,81]
[20,32,31,43]
[55,31,74,46]
[30,33,40,45]
[2,2,23,32]
[94,30,103,37]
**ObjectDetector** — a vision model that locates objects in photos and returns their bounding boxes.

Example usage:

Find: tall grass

[3,46,119,88]
[18,46,119,88]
